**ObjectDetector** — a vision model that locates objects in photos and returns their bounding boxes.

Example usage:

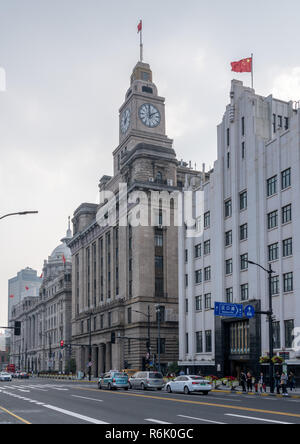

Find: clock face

[120,108,131,134]
[139,103,161,128]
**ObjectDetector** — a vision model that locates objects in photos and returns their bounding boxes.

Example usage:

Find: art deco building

[68,60,201,375]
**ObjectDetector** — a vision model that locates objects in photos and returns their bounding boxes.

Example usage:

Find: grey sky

[1,0,300,326]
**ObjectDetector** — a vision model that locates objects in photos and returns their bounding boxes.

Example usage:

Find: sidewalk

[213,385,300,398]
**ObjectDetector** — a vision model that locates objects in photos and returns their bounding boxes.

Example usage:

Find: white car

[165,375,212,395]
[0,372,12,382]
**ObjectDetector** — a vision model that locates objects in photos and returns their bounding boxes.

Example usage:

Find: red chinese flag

[40,273,43,278]
[231,57,252,73]
[25,286,29,291]
[62,254,66,264]
[137,20,142,33]
[9,294,14,299]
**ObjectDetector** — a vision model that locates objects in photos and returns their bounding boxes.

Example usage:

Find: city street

[0,379,300,425]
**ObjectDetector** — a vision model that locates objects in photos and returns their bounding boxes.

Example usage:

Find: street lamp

[247,260,276,393]
[132,306,151,361]
[0,211,38,221]
[155,305,164,373]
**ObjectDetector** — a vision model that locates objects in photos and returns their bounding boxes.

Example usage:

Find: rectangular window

[100,315,104,330]
[195,244,201,258]
[108,312,112,328]
[186,333,189,354]
[283,272,293,293]
[240,223,248,241]
[204,240,211,255]
[282,204,292,224]
[226,259,233,275]
[267,175,277,197]
[240,191,247,211]
[242,142,245,159]
[225,199,232,218]
[284,117,289,131]
[196,332,203,354]
[204,266,211,281]
[241,283,249,301]
[225,230,232,247]
[185,274,188,287]
[285,320,294,349]
[204,293,212,309]
[241,117,245,136]
[204,211,210,228]
[227,128,230,146]
[185,299,188,313]
[273,321,281,349]
[127,308,132,324]
[155,256,164,271]
[268,210,278,229]
[270,276,280,296]
[278,115,283,129]
[283,238,293,257]
[273,114,276,133]
[195,295,202,311]
[195,269,202,285]
[226,288,233,303]
[281,168,291,190]
[155,233,163,247]
[268,243,279,262]
[227,152,230,169]
[205,330,212,353]
[240,253,248,271]
[185,249,188,263]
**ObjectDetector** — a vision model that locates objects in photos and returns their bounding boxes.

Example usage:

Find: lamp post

[155,305,163,373]
[0,211,38,221]
[247,260,275,393]
[132,306,151,364]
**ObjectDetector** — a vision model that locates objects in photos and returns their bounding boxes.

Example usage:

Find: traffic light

[111,332,116,344]
[14,321,21,336]
[60,340,64,349]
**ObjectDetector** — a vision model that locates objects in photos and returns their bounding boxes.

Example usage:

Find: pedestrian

[258,372,266,394]
[246,371,253,392]
[275,372,281,394]
[280,372,288,396]
[240,372,246,392]
[288,371,296,392]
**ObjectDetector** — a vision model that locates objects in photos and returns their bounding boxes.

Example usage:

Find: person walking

[246,371,253,392]
[280,372,288,396]
[288,371,296,392]
[258,372,266,394]
[275,371,281,394]
[240,371,246,392]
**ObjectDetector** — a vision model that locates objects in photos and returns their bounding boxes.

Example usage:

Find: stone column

[105,343,112,372]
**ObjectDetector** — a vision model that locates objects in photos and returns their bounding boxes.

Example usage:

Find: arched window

[156,171,163,183]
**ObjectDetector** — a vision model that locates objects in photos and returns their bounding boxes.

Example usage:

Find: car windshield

[149,373,163,379]
[190,376,204,380]
[113,373,126,378]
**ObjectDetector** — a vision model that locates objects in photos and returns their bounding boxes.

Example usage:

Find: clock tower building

[69,60,201,374]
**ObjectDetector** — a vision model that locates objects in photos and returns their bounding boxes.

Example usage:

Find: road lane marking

[145,419,172,424]
[0,405,31,424]
[71,395,103,402]
[43,405,109,424]
[178,415,226,424]
[225,414,294,424]
[74,387,300,420]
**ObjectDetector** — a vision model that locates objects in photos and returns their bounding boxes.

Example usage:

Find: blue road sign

[214,302,243,318]
[244,305,255,319]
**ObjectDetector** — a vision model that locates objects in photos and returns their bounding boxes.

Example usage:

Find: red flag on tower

[137,20,142,33]
[231,57,252,73]
[62,254,66,264]
[9,294,14,299]
[25,286,29,291]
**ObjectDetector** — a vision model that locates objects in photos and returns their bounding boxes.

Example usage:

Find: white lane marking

[178,415,226,424]
[145,419,172,424]
[225,414,294,424]
[71,395,103,403]
[43,405,109,424]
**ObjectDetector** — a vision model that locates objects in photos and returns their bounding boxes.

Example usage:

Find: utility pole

[88,313,92,381]
[155,305,162,373]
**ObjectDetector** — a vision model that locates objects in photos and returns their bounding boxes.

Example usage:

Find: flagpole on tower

[138,19,143,62]
[251,53,254,89]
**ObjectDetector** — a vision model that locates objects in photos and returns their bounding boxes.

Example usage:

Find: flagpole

[251,53,254,89]
[139,20,143,62]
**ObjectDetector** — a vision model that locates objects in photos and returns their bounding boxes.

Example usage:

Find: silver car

[0,372,12,382]
[129,371,165,391]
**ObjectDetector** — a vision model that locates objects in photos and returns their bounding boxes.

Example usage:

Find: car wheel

[157,388,162,391]
[141,383,146,391]
[184,386,190,395]
[167,385,172,393]
[124,387,128,391]
[202,391,209,396]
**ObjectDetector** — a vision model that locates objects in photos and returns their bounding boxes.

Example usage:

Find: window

[226,288,233,303]
[195,296,202,311]
[285,320,294,349]
[205,330,212,353]
[283,238,293,257]
[240,223,248,241]
[155,233,163,247]
[128,308,132,324]
[204,267,211,281]
[267,210,278,229]
[226,259,233,275]
[281,168,291,190]
[267,175,277,197]
[241,117,245,136]
[141,71,150,81]
[242,142,245,159]
[283,272,293,293]
[204,240,211,255]
[227,128,230,146]
[108,312,112,328]
[185,249,188,263]
[185,299,188,313]
[270,276,280,296]
[268,243,279,262]
[155,256,164,271]
[282,204,292,224]
[273,114,276,133]
[284,117,289,131]
[241,284,249,301]
[195,270,202,285]
[273,321,281,349]
[225,199,232,218]
[196,332,203,354]
[186,333,189,354]
[157,338,166,354]
[225,230,232,247]
[240,191,247,211]
[185,274,188,287]
[240,253,248,271]
[204,211,210,228]
[204,293,212,309]
[227,152,230,169]
[195,244,201,258]
[100,315,104,330]
[278,115,283,129]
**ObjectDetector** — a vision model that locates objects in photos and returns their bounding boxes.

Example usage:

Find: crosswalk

[0,384,69,393]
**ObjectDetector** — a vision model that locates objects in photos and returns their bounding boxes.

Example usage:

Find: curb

[212,389,300,399]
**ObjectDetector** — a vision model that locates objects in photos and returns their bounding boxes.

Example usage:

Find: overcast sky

[1,0,300,327]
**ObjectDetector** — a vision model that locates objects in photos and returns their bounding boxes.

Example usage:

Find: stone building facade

[68,60,201,375]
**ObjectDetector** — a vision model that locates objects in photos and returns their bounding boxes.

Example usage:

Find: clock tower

[113,61,173,175]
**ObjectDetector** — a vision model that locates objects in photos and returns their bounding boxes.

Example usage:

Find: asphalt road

[0,379,300,425]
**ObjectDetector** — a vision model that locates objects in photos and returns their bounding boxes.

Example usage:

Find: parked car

[165,375,212,395]
[98,371,129,390]
[19,372,30,379]
[0,372,12,382]
[129,371,165,391]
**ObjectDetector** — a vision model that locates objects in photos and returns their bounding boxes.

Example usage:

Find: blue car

[98,371,129,390]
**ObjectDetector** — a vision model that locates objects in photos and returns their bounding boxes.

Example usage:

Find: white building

[179,80,300,380]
